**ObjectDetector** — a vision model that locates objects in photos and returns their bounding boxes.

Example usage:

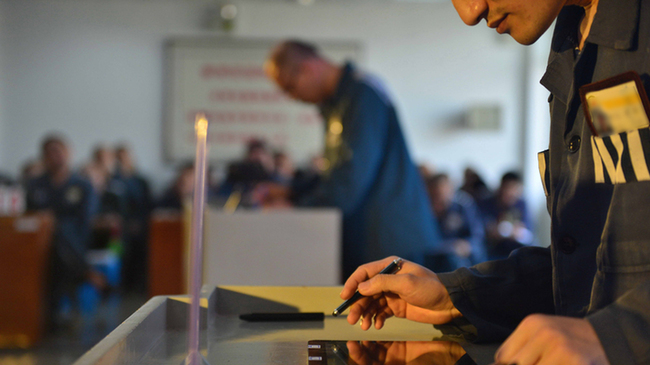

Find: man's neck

[322,63,344,102]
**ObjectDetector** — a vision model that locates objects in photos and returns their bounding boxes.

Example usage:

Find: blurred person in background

[418,163,436,182]
[115,144,152,293]
[245,138,275,175]
[88,145,128,217]
[289,155,325,203]
[426,173,486,270]
[265,40,442,278]
[479,171,533,260]
[459,167,491,203]
[157,163,194,211]
[272,151,295,186]
[218,139,275,206]
[82,145,128,270]
[25,134,104,326]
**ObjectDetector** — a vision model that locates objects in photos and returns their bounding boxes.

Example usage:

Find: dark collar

[552,0,640,52]
[586,0,640,50]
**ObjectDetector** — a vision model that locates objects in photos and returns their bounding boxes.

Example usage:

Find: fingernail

[358,282,369,291]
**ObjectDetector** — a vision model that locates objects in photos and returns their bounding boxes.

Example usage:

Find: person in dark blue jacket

[25,134,102,322]
[478,171,533,260]
[340,0,650,364]
[427,173,486,270]
[265,40,442,279]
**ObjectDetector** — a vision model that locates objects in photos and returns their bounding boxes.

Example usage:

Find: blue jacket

[438,1,650,363]
[437,191,487,268]
[26,172,98,273]
[301,63,441,278]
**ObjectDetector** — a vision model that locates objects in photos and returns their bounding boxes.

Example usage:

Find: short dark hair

[247,138,267,154]
[41,133,68,154]
[269,40,320,73]
[501,171,522,185]
[427,173,450,188]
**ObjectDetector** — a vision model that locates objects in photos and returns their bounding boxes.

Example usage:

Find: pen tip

[332,310,339,317]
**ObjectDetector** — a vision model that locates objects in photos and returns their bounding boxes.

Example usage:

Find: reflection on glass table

[308,340,477,365]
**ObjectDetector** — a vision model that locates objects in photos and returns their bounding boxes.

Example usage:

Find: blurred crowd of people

[211,137,535,273]
[3,131,534,328]
[16,135,156,327]
[423,167,533,268]
[9,133,323,328]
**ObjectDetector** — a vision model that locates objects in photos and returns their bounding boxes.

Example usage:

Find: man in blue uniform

[339,0,650,364]
[427,173,486,269]
[479,171,534,259]
[265,41,442,279]
[26,135,101,321]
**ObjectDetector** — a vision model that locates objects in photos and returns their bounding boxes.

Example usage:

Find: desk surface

[76,286,498,364]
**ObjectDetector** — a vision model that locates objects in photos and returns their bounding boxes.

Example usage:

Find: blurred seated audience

[426,173,486,270]
[459,167,491,203]
[25,134,105,326]
[157,163,194,210]
[479,171,533,260]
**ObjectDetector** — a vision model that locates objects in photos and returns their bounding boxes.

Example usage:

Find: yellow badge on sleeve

[580,71,650,137]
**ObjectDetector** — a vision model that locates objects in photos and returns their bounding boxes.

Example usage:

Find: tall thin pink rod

[186,114,209,365]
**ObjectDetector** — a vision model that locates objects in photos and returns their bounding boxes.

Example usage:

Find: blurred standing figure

[479,171,533,260]
[25,135,102,324]
[265,40,441,278]
[89,145,128,217]
[116,144,152,292]
[427,174,486,270]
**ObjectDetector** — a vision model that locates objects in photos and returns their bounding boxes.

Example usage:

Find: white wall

[0,0,204,189]
[0,0,527,192]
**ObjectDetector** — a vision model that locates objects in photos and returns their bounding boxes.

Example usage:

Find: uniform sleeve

[300,87,388,215]
[436,246,555,342]
[587,282,650,364]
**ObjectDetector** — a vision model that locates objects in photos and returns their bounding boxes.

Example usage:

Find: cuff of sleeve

[436,271,480,342]
[586,307,636,365]
[437,271,464,295]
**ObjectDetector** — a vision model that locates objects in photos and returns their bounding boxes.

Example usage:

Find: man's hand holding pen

[340,256,462,331]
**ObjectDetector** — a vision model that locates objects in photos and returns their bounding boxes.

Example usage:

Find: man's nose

[453,0,489,26]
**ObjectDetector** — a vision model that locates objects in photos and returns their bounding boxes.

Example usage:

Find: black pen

[332,258,404,316]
